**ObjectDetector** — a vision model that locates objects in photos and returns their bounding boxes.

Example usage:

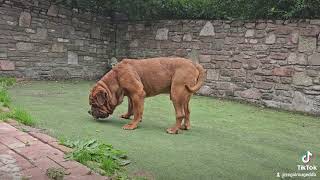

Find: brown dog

[88,57,205,134]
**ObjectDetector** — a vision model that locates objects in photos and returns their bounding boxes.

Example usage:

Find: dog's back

[114,57,201,97]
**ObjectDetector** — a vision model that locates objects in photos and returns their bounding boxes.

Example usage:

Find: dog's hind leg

[120,96,133,119]
[167,85,188,134]
[166,101,184,134]
[180,96,191,130]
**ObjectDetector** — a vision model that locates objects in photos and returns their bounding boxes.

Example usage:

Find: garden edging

[0,119,109,180]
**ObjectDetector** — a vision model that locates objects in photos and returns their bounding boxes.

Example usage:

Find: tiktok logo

[302,151,313,164]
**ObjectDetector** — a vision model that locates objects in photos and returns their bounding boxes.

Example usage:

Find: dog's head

[88,85,111,119]
[88,80,124,119]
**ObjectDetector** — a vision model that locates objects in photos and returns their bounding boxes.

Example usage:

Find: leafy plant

[0,77,15,107]
[0,87,11,107]
[60,139,131,176]
[0,107,35,126]
[54,0,320,20]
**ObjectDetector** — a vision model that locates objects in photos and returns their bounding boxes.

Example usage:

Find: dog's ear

[96,90,107,106]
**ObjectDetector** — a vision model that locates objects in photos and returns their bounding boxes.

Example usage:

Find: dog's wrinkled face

[88,87,110,119]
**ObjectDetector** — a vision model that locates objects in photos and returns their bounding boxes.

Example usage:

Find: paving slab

[0,122,108,180]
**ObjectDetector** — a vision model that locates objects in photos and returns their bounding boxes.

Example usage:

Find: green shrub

[0,107,35,126]
[10,107,35,126]
[60,139,130,176]
[0,87,11,107]
[55,0,320,20]
[0,77,16,107]
[0,77,16,87]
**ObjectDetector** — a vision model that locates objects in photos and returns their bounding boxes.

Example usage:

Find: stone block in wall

[255,82,273,90]
[47,5,58,17]
[244,23,255,29]
[290,31,299,44]
[129,39,139,48]
[13,35,30,41]
[187,49,199,63]
[207,69,219,80]
[231,62,242,69]
[16,42,34,51]
[67,51,78,65]
[57,38,69,43]
[50,69,71,79]
[275,84,291,91]
[311,85,320,91]
[304,89,320,95]
[245,29,255,37]
[84,56,94,61]
[183,33,192,41]
[0,52,7,58]
[172,34,182,42]
[30,28,47,40]
[51,43,64,52]
[274,26,291,35]
[292,72,313,86]
[270,53,288,60]
[75,40,84,46]
[220,69,234,77]
[287,52,307,65]
[298,36,317,52]
[155,28,169,40]
[225,37,245,45]
[19,12,31,27]
[301,27,320,37]
[256,23,267,30]
[91,27,101,39]
[25,28,36,33]
[292,91,314,113]
[211,39,225,50]
[197,85,213,96]
[239,88,261,99]
[200,21,215,36]
[306,69,319,77]
[0,60,15,70]
[265,33,276,44]
[272,67,294,77]
[135,24,144,31]
[199,55,211,63]
[243,59,259,70]
[308,53,320,65]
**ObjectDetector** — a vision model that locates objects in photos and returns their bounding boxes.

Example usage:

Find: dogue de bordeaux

[88,57,205,134]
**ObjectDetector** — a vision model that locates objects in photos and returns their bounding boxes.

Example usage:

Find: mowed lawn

[9,81,320,180]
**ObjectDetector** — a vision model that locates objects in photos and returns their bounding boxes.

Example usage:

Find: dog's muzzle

[88,109,109,119]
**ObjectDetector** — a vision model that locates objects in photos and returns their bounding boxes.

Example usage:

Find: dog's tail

[185,63,206,93]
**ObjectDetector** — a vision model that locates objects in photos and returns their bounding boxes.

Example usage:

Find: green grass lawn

[8,81,320,180]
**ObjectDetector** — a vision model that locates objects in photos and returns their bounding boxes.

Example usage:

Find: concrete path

[0,121,108,180]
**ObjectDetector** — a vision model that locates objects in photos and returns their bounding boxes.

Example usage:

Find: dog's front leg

[122,92,145,130]
[120,96,133,119]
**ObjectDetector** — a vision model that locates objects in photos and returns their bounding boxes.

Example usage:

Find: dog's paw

[166,127,181,134]
[120,114,131,119]
[180,124,191,130]
[122,124,137,130]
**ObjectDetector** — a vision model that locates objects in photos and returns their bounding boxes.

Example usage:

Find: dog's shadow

[89,116,171,133]
[91,116,129,127]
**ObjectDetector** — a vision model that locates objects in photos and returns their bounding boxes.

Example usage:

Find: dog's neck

[99,70,118,92]
[98,69,124,107]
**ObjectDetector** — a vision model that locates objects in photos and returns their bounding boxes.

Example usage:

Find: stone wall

[115,20,320,115]
[0,0,114,80]
[1,0,320,115]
